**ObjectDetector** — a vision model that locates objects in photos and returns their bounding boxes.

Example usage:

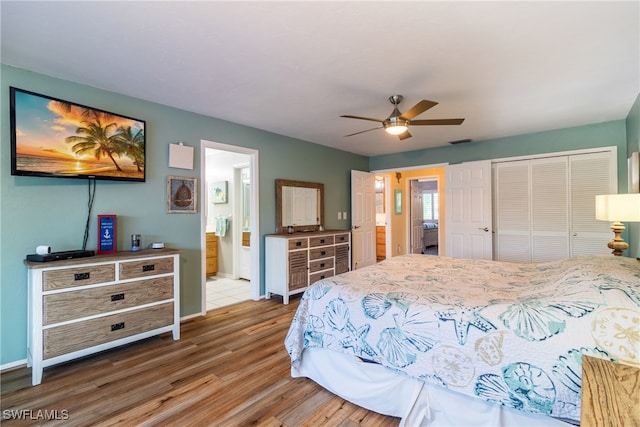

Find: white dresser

[25,248,180,385]
[265,231,350,304]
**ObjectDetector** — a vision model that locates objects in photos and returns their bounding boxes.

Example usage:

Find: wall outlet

[342,211,348,220]
[337,212,342,220]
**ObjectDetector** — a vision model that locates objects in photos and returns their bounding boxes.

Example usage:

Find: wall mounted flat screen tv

[10,87,146,182]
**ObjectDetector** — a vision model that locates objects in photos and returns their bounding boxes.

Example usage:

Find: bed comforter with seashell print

[285,254,640,423]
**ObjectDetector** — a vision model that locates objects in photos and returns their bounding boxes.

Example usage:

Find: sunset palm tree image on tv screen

[10,87,146,182]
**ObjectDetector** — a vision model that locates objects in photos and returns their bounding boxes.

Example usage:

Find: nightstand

[580,355,640,426]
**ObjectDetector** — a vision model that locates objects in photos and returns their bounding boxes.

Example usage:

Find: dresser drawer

[335,233,350,244]
[310,235,334,247]
[309,258,333,273]
[43,302,174,359]
[309,246,334,260]
[288,238,308,250]
[120,257,174,279]
[310,269,334,284]
[43,276,174,325]
[43,264,116,291]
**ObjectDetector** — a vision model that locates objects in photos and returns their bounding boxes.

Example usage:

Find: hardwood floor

[1,297,400,426]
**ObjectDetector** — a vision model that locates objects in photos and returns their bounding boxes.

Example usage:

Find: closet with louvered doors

[493,149,616,263]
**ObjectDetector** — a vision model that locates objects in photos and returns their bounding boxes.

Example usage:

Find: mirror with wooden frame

[275,179,324,234]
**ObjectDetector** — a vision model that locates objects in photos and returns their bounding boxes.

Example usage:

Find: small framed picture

[167,176,197,213]
[394,189,403,215]
[97,214,117,254]
[212,180,228,204]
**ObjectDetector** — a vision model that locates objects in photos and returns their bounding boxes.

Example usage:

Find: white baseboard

[1,359,27,372]
[181,312,204,321]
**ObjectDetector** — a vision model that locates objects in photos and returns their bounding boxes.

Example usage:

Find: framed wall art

[211,180,228,204]
[394,189,403,215]
[167,176,197,213]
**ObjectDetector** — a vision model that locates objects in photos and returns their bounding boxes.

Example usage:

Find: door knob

[353,225,360,229]
[478,227,489,232]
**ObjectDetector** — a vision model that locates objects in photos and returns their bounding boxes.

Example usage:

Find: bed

[423,222,438,248]
[285,254,640,426]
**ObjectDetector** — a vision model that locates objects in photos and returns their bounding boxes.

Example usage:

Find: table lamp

[595,193,640,256]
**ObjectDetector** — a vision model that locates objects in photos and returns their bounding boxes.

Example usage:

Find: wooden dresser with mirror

[266,179,351,304]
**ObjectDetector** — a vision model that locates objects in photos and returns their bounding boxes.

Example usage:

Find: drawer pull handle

[320,239,325,244]
[74,272,90,281]
[296,242,302,247]
[320,275,326,279]
[111,322,125,332]
[142,264,155,272]
[111,293,125,302]
[320,263,325,268]
[320,251,326,256]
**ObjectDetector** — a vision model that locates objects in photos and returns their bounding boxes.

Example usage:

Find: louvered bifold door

[569,152,615,256]
[494,160,531,263]
[531,157,569,261]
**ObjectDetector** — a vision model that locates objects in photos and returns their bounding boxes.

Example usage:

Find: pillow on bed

[423,222,438,229]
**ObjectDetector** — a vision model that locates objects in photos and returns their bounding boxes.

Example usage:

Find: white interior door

[445,160,493,259]
[410,180,424,254]
[351,170,377,270]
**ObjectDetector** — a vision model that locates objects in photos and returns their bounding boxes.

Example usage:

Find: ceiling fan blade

[340,114,384,123]
[344,126,383,137]
[410,118,465,126]
[398,130,412,140]
[400,100,438,120]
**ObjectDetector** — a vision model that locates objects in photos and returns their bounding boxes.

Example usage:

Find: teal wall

[0,65,368,365]
[1,63,637,367]
[626,93,640,258]
[370,120,628,175]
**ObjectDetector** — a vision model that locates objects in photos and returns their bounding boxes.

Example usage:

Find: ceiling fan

[341,95,464,140]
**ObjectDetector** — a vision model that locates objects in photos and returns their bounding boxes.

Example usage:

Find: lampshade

[595,194,640,222]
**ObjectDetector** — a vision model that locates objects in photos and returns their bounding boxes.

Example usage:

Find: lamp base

[608,221,628,256]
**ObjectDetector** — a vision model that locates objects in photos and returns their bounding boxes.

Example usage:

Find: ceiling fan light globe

[383,117,408,135]
[385,125,408,135]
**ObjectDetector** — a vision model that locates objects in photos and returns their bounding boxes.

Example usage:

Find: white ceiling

[2,1,638,157]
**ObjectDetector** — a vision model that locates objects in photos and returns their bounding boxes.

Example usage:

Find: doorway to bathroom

[201,140,259,312]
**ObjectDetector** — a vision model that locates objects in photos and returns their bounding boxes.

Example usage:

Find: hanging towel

[215,216,229,237]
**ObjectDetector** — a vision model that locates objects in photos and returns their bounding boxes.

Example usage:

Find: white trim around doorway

[200,140,260,316]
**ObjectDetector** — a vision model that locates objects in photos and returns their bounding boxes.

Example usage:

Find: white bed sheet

[292,347,574,427]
